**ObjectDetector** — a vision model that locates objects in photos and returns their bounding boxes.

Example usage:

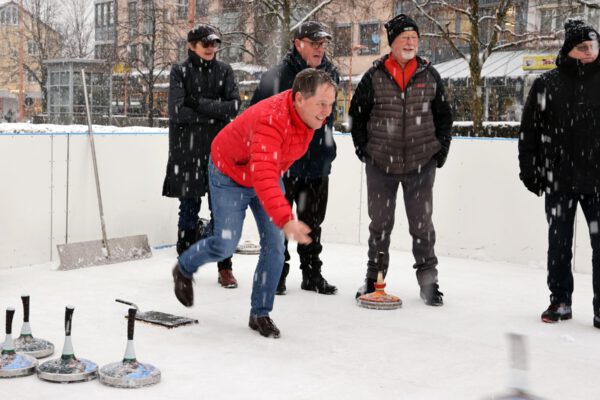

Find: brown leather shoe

[249,315,280,338]
[218,269,238,288]
[172,264,194,307]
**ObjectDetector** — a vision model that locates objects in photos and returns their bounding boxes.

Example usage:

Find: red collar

[384,54,417,92]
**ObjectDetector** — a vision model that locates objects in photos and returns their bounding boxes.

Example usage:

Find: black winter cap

[385,14,419,45]
[561,18,598,54]
[294,21,332,41]
[188,24,221,43]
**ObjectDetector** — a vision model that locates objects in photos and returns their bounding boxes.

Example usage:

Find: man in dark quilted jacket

[349,14,453,306]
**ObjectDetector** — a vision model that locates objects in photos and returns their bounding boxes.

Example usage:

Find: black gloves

[183,96,199,110]
[433,151,447,168]
[522,176,544,197]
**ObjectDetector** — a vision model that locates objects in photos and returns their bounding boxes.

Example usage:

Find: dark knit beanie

[561,18,598,54]
[188,24,221,44]
[384,14,419,46]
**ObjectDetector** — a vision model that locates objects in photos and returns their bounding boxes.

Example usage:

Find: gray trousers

[365,159,438,286]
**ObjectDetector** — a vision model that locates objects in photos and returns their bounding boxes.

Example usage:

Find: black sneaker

[594,316,600,329]
[300,266,337,295]
[420,283,444,306]
[541,303,572,323]
[172,264,194,307]
[355,278,376,299]
[249,315,280,338]
[276,263,289,295]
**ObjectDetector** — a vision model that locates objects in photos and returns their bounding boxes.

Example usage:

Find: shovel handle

[115,299,139,310]
[5,307,15,335]
[127,308,137,340]
[65,306,74,336]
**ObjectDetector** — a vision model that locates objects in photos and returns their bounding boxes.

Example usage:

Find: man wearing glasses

[250,21,340,296]
[519,18,600,329]
[163,24,240,289]
[349,14,452,306]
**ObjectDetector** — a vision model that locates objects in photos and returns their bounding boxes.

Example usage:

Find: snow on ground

[1,243,597,399]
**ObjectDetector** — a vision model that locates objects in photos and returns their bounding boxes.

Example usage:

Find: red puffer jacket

[211,89,314,228]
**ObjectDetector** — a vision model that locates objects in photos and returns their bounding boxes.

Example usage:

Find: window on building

[27,40,38,55]
[540,9,559,35]
[197,0,209,16]
[333,24,352,57]
[0,5,18,26]
[359,23,380,56]
[177,39,187,61]
[128,43,138,61]
[143,0,154,34]
[27,70,36,83]
[142,43,151,65]
[128,2,137,38]
[177,0,188,19]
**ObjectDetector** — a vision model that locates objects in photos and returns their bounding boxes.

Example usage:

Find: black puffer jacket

[162,50,240,199]
[250,47,339,179]
[519,50,600,195]
[349,54,453,174]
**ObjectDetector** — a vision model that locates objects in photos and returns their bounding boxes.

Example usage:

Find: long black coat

[250,48,339,179]
[163,51,240,199]
[519,51,600,195]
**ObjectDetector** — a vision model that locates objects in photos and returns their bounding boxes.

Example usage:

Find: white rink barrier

[0,131,592,274]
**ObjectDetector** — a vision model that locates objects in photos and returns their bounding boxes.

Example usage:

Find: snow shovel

[56,69,151,270]
[115,299,198,329]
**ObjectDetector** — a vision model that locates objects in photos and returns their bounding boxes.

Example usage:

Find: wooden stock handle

[5,307,15,334]
[21,295,30,322]
[127,308,137,340]
[65,306,74,336]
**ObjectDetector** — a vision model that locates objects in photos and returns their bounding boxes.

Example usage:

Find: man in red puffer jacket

[171,69,337,338]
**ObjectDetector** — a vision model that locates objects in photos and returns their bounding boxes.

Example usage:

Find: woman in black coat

[163,24,240,288]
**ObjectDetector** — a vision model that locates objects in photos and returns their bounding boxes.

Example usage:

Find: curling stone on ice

[99,308,161,388]
[357,252,402,310]
[13,295,54,358]
[0,307,38,378]
[37,306,97,383]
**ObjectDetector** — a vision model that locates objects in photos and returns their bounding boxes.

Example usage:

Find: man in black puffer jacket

[163,24,240,289]
[349,14,453,306]
[250,21,340,295]
[519,18,600,329]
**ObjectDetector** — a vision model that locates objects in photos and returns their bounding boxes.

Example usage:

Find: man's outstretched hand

[283,220,312,244]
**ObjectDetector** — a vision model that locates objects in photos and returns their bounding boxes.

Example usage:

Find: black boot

[355,277,376,299]
[176,229,198,255]
[276,262,289,295]
[541,302,572,323]
[300,264,337,295]
[172,263,194,307]
[420,283,444,306]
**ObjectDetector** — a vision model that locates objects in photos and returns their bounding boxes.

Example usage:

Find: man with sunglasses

[519,18,600,329]
[163,24,240,289]
[350,14,452,306]
[250,21,340,296]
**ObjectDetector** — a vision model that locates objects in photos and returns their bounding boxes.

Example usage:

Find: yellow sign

[522,55,556,71]
[113,63,131,74]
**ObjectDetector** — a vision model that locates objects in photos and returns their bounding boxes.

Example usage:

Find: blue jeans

[178,160,285,317]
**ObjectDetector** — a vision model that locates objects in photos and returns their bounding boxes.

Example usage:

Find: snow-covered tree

[60,0,94,59]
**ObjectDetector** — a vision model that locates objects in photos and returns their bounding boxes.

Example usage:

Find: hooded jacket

[250,47,339,178]
[162,50,240,199]
[519,48,600,195]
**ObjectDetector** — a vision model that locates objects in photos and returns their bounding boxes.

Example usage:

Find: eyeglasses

[201,41,220,49]
[397,35,419,43]
[300,39,328,50]
[574,43,596,53]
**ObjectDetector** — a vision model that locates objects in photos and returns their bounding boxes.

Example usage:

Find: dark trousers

[365,159,438,286]
[178,195,232,270]
[283,176,329,268]
[545,191,600,314]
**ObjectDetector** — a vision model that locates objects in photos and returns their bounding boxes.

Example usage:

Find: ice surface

[0,243,598,399]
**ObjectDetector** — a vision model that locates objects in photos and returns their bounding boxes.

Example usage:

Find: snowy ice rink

[1,243,598,399]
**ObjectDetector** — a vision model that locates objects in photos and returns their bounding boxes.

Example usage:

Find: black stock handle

[377,251,385,272]
[5,308,15,335]
[21,295,30,322]
[127,308,137,340]
[65,306,74,336]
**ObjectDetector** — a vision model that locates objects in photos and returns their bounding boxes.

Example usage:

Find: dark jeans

[178,192,232,270]
[545,191,600,314]
[179,160,284,316]
[365,159,438,286]
[283,176,329,268]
